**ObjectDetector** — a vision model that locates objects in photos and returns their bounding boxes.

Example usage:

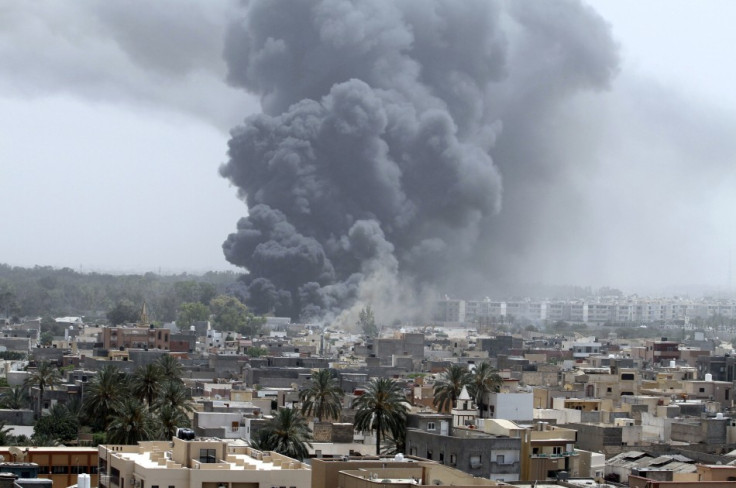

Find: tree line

[0,263,238,323]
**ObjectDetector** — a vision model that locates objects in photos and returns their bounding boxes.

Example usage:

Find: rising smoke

[220,0,619,323]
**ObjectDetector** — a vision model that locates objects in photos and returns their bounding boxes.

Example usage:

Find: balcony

[99,475,119,488]
[530,452,576,459]
[489,461,521,473]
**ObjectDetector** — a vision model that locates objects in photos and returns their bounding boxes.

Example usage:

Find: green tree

[357,305,378,337]
[131,363,163,407]
[33,404,79,444]
[353,377,408,456]
[210,295,264,337]
[466,362,503,418]
[299,369,343,422]
[176,302,210,329]
[0,420,15,446]
[156,403,191,440]
[251,407,313,461]
[107,299,140,325]
[0,385,29,409]
[154,380,194,417]
[157,354,183,383]
[83,364,128,431]
[432,364,471,413]
[25,361,61,419]
[246,346,269,357]
[0,287,19,318]
[39,331,54,346]
[107,398,156,445]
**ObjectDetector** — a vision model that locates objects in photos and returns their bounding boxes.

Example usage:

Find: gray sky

[1,0,735,293]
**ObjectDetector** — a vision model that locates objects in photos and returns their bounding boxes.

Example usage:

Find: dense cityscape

[4,1,736,488]
[0,265,735,487]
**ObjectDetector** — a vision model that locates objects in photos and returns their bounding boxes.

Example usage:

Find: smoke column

[220,0,619,322]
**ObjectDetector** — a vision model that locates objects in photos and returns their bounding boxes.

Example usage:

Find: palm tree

[24,362,61,418]
[467,362,503,418]
[299,369,343,422]
[83,364,128,431]
[0,420,14,445]
[432,364,471,413]
[0,385,29,409]
[251,407,313,461]
[157,403,191,440]
[157,355,183,383]
[353,377,408,456]
[131,363,163,407]
[154,380,194,415]
[107,398,156,445]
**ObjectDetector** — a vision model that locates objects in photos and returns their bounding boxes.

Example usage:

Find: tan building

[311,456,501,488]
[522,423,577,481]
[480,418,577,481]
[98,437,310,488]
[0,446,98,488]
[102,327,170,350]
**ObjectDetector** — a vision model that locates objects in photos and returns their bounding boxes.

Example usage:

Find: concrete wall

[0,409,33,425]
[566,423,622,454]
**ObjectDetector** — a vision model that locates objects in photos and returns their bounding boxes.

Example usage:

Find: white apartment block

[436,296,736,325]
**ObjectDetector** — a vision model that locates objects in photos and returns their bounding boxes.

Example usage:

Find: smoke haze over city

[2,1,736,322]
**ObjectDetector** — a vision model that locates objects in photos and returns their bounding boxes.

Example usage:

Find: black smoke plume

[220,0,618,322]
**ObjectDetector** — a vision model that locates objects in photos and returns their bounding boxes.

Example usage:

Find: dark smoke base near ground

[219,0,619,324]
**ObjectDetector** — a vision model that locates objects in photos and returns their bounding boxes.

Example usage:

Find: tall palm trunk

[376,415,381,456]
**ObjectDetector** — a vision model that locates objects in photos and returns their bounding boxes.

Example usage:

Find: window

[199,449,217,463]
[699,388,706,393]
[439,451,444,463]
[553,446,562,455]
[427,422,436,431]
[52,466,69,474]
[470,455,481,469]
[621,373,635,380]
[71,466,88,474]
[606,387,612,393]
[496,455,505,465]
[449,454,456,466]
[426,449,433,459]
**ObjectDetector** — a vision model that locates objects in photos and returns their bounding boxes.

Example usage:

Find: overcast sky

[1,1,735,295]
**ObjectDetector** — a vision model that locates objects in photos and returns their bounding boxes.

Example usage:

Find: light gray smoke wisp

[220,0,619,321]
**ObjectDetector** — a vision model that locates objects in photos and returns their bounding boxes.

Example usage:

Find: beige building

[311,457,501,488]
[99,437,310,488]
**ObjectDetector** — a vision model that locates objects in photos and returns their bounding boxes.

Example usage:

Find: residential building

[101,326,170,351]
[311,456,501,488]
[98,436,310,488]
[405,413,522,482]
[0,447,98,488]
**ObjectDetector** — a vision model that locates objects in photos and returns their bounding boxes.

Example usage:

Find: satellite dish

[9,446,25,461]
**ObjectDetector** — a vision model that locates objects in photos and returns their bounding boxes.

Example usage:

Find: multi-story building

[101,326,170,350]
[645,339,681,366]
[98,436,310,488]
[433,298,466,323]
[0,447,99,488]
